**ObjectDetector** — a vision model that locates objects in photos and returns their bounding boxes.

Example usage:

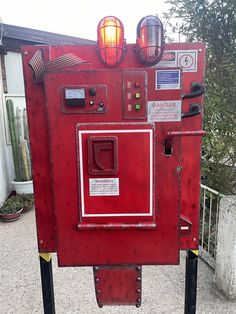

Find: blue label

[156,70,180,90]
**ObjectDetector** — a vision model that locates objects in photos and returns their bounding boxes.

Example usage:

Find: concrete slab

[0,210,236,313]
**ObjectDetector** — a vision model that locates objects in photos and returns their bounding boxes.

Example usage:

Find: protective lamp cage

[136,15,164,66]
[97,16,126,66]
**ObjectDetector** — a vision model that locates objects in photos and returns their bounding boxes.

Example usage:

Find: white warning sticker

[147,100,182,122]
[177,52,197,71]
[89,178,119,196]
[157,50,198,72]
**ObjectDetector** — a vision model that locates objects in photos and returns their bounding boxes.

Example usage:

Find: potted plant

[15,193,34,213]
[0,195,23,222]
[6,99,33,194]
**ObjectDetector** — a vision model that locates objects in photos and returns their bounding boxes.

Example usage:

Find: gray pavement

[0,209,236,314]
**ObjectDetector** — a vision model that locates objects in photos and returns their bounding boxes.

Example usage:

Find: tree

[164,0,236,194]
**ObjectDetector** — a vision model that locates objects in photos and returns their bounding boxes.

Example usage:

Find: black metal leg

[39,254,56,314]
[184,250,198,314]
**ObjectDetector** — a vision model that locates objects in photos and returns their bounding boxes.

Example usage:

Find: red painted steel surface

[44,69,180,266]
[93,266,142,307]
[77,123,154,223]
[21,42,205,257]
[21,46,57,252]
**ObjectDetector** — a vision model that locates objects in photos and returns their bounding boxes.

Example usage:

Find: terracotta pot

[22,205,34,214]
[0,208,23,222]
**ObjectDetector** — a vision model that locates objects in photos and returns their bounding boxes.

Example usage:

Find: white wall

[0,61,11,205]
[0,51,26,205]
[215,196,236,300]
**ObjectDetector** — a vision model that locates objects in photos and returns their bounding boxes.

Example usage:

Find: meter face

[65,88,85,99]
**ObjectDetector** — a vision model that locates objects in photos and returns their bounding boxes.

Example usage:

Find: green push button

[134,104,141,110]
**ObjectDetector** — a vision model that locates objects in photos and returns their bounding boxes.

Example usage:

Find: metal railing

[199,184,224,269]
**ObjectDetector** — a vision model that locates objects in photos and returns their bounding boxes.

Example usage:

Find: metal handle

[182,83,205,100]
[182,104,201,119]
[165,130,206,151]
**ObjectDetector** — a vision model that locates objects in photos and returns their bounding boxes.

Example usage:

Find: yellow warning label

[39,253,52,262]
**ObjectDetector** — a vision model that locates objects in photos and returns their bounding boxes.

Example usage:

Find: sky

[0,0,170,43]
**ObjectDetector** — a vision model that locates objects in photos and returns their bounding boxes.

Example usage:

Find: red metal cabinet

[43,69,181,266]
[21,42,205,262]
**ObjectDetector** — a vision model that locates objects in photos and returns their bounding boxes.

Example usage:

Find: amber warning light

[97,16,126,66]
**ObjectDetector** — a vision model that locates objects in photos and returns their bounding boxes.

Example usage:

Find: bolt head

[98,302,103,308]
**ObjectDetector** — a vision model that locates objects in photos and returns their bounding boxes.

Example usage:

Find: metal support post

[184,250,198,314]
[39,253,55,314]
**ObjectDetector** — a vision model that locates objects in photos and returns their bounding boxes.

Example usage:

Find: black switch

[89,87,97,96]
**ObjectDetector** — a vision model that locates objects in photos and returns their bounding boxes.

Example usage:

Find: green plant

[164,0,236,194]
[15,193,34,211]
[0,196,23,214]
[6,99,32,182]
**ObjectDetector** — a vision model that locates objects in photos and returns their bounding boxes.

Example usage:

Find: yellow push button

[134,93,141,99]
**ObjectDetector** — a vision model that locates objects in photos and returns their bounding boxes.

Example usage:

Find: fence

[199,184,224,269]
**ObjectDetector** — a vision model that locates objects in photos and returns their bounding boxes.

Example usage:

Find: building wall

[0,51,26,205]
[0,60,11,205]
[4,51,25,93]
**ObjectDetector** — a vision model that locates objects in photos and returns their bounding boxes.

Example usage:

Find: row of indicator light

[128,79,142,111]
[128,103,141,111]
[127,92,141,100]
[127,81,141,88]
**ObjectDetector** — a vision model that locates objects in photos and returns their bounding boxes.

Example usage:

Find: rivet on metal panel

[136,266,141,271]
[95,278,99,283]
[136,277,141,282]
[136,300,141,308]
[97,301,103,308]
[94,266,99,271]
[24,51,28,55]
[176,165,182,174]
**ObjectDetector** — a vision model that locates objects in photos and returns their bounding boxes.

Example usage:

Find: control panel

[61,85,108,114]
[122,71,147,120]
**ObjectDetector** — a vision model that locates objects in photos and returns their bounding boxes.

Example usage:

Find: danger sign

[147,100,182,122]
[158,50,198,72]
[177,52,197,71]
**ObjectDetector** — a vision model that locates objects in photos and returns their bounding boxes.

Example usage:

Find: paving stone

[0,210,236,313]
